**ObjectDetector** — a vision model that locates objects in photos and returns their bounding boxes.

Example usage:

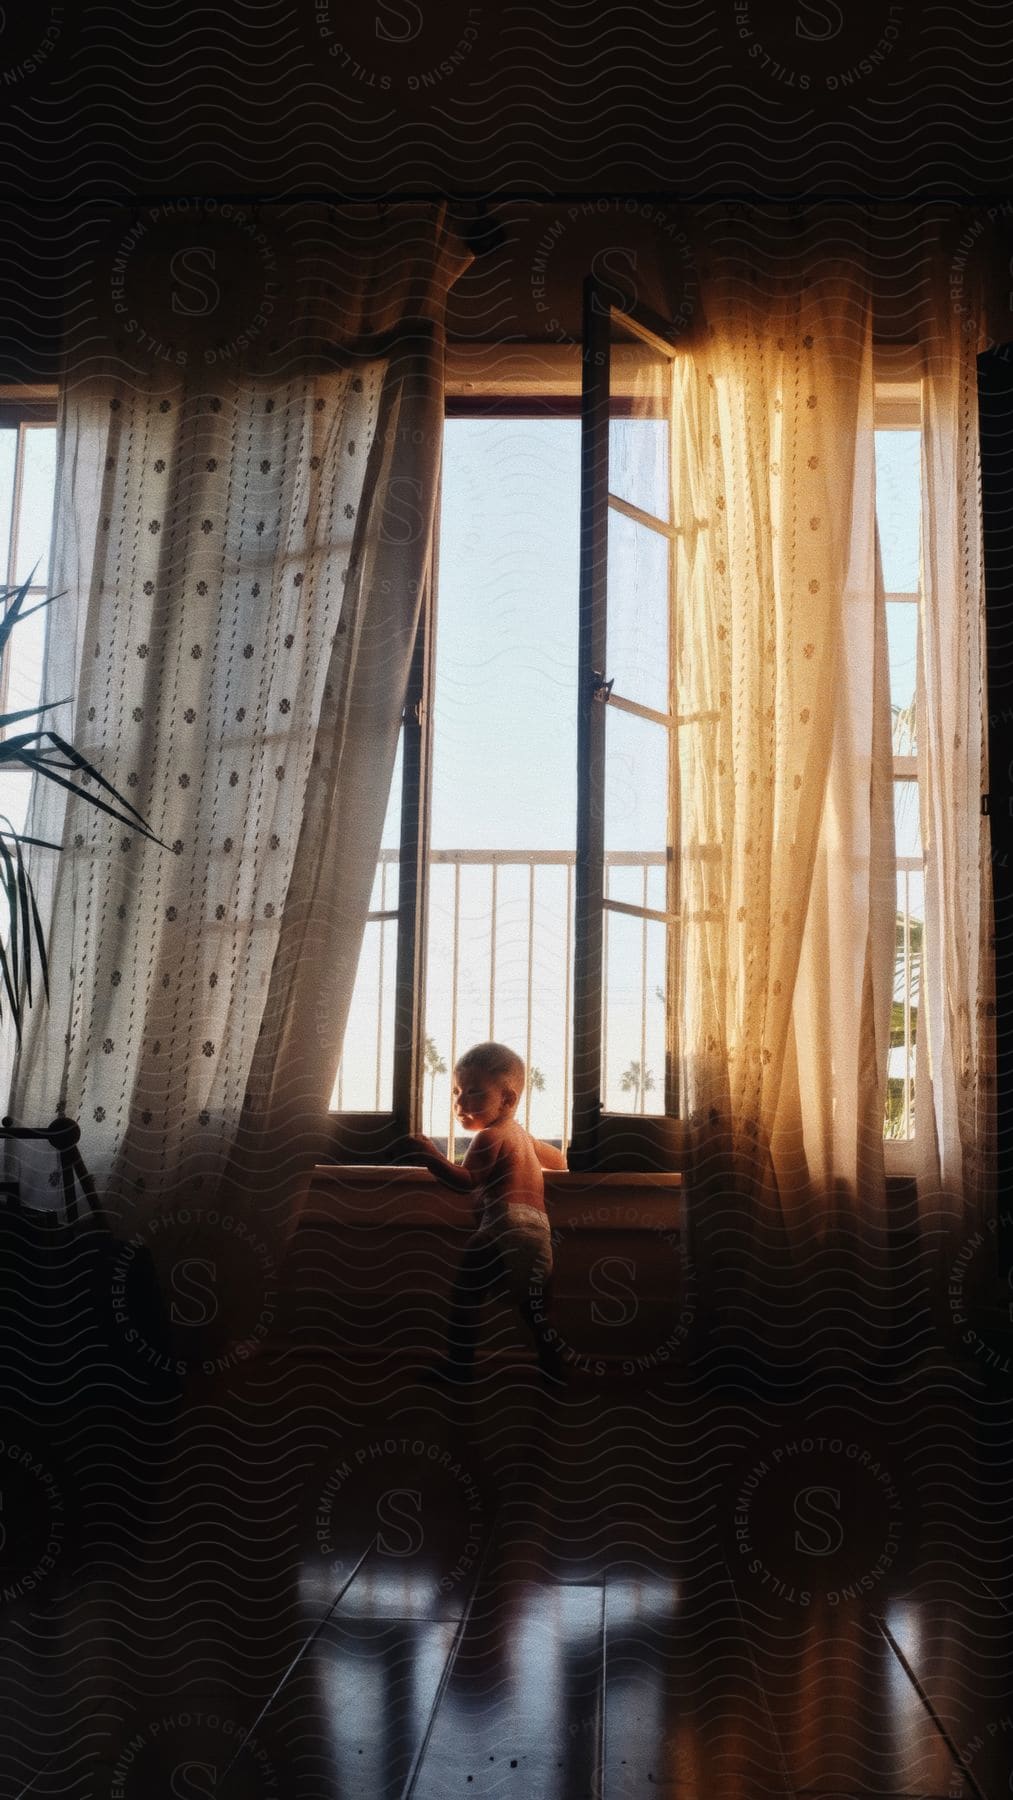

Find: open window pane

[886,866,922,1141]
[573,278,680,1163]
[608,322,672,522]
[602,910,667,1115]
[605,706,669,860]
[894,777,921,859]
[332,729,404,1111]
[887,600,918,754]
[331,919,398,1112]
[606,508,670,715]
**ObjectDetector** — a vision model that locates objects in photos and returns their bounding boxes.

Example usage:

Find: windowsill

[295,1163,682,1233]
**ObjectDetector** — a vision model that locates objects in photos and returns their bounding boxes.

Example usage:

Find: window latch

[591,670,614,704]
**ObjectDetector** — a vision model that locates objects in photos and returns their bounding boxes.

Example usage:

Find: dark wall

[3,6,1013,377]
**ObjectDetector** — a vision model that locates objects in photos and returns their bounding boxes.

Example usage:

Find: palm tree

[0,575,162,1043]
[620,1059,655,1113]
[423,1035,447,1133]
[891,697,916,757]
[525,1063,545,1128]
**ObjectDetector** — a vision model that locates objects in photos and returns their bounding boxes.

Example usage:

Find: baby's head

[452,1041,525,1131]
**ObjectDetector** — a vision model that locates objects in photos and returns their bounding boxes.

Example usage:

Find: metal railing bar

[384,848,666,866]
[375,860,387,1110]
[563,860,572,1146]
[489,861,498,1038]
[640,862,649,1114]
[525,859,535,1129]
[448,860,461,1160]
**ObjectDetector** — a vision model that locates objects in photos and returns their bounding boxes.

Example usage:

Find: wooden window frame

[875,378,922,1175]
[0,393,58,729]
[569,275,684,1172]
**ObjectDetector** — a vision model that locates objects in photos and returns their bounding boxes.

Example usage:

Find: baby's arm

[403,1132,476,1191]
[403,1129,499,1195]
[531,1136,568,1171]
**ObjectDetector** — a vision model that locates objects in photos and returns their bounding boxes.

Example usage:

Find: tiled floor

[1,1349,1008,1798]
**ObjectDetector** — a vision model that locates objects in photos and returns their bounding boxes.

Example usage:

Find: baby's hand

[404,1132,435,1158]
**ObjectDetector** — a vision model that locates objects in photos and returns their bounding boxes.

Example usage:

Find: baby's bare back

[478,1119,546,1229]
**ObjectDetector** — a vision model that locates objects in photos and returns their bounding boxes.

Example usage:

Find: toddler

[408,1041,566,1384]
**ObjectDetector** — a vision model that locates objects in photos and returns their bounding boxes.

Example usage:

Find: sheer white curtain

[6,204,470,1241]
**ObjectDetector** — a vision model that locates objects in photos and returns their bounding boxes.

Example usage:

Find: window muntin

[570,289,681,1169]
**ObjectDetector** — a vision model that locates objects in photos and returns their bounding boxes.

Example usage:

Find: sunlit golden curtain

[672,212,990,1330]
[7,204,471,1238]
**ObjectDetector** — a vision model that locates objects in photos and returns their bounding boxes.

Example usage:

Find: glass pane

[14,428,57,587]
[430,417,579,852]
[330,920,397,1112]
[1,591,46,721]
[894,778,921,859]
[602,910,667,1114]
[605,857,667,914]
[875,430,920,592]
[605,707,669,858]
[887,600,918,754]
[608,319,672,522]
[424,858,574,1157]
[381,728,403,850]
[606,507,670,714]
[366,727,404,909]
[0,769,31,838]
[886,866,922,1141]
[0,429,17,577]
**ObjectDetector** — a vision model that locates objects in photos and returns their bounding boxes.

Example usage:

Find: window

[332,338,931,1170]
[331,404,584,1160]
[0,398,58,835]
[873,381,922,1152]
[332,284,687,1169]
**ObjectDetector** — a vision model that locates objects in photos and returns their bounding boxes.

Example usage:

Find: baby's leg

[501,1229,564,1378]
[441,1229,504,1373]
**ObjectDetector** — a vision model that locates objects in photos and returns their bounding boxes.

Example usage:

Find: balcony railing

[334,848,922,1150]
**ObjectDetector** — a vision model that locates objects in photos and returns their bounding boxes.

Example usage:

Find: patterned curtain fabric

[673,213,991,1332]
[6,204,470,1241]
[676,228,886,1214]
[912,272,993,1255]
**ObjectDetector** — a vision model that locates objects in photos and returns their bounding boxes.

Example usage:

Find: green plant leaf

[0,935,20,1040]
[15,850,32,1008]
[0,697,73,731]
[36,731,164,838]
[0,829,63,851]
